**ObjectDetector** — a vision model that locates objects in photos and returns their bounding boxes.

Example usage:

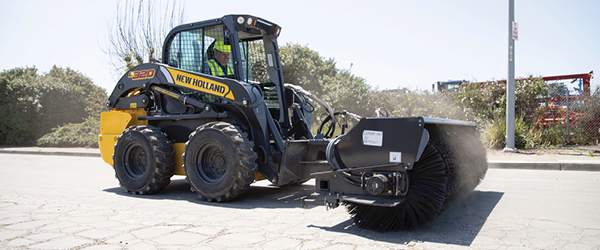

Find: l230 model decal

[165,68,235,100]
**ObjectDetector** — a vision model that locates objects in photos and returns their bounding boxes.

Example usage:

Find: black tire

[113,125,175,194]
[183,122,258,202]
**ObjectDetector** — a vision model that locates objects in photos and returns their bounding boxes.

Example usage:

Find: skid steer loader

[99,14,488,231]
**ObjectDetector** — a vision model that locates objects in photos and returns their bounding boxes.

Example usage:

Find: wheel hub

[197,143,228,183]
[124,143,147,179]
[209,149,227,174]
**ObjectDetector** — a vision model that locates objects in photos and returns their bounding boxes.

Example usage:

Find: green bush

[534,123,566,146]
[481,116,537,149]
[0,66,107,147]
[452,77,547,125]
[0,67,45,145]
[37,115,100,148]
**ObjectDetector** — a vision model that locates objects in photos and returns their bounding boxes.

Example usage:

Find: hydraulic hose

[152,86,209,111]
[326,135,361,187]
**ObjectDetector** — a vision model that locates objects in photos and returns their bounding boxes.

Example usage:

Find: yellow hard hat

[214,39,231,53]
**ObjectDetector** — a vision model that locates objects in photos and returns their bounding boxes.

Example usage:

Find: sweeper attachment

[303,117,488,231]
[98,14,488,231]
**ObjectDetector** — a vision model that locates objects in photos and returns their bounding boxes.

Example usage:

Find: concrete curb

[488,162,561,171]
[488,162,600,171]
[0,149,101,158]
[559,163,600,171]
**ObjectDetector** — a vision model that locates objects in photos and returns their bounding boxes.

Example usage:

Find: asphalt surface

[1,153,600,249]
[1,145,599,171]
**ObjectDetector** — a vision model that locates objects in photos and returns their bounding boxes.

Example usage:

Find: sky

[1,0,599,94]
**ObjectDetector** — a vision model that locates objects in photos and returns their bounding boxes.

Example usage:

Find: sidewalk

[1,146,600,171]
[0,146,101,158]
[487,149,600,171]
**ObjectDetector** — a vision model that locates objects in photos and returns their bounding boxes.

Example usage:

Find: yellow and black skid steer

[99,14,488,231]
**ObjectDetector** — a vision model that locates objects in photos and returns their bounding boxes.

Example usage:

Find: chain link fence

[373,76,599,148]
[531,82,600,145]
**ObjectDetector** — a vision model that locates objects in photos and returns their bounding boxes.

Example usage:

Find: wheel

[183,122,257,202]
[113,125,175,194]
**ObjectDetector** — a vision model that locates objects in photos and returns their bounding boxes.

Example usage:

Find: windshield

[165,24,235,77]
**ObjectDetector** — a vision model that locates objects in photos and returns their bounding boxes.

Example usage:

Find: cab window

[165,25,234,77]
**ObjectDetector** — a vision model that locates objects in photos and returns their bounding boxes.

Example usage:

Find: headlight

[237,16,245,24]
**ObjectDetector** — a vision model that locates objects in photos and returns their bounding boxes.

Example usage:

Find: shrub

[481,116,536,149]
[452,77,547,124]
[0,66,107,146]
[37,115,100,148]
[0,67,45,145]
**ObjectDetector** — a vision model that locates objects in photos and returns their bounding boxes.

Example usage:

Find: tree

[280,43,337,96]
[0,67,40,145]
[320,69,372,117]
[275,43,374,130]
[279,43,372,112]
[103,0,186,75]
[0,66,107,146]
[36,67,108,147]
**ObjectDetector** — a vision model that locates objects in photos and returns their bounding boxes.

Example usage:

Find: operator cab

[161,15,312,139]
[162,15,282,86]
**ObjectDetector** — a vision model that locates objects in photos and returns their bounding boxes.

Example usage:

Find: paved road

[0,154,599,249]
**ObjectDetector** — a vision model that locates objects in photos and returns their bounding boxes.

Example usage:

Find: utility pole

[504,0,518,152]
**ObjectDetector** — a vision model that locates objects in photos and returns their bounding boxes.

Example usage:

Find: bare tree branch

[101,0,186,78]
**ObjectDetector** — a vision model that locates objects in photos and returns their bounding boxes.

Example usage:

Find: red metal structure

[538,71,593,103]
[533,71,597,140]
[435,71,593,96]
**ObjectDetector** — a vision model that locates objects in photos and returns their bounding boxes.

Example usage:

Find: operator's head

[214,39,231,66]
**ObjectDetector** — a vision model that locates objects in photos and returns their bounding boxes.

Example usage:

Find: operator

[205,39,234,77]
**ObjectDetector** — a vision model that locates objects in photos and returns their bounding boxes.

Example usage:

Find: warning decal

[389,152,402,163]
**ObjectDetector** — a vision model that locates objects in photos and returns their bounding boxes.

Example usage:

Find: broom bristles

[344,125,488,231]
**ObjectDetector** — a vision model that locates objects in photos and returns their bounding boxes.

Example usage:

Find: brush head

[344,125,488,231]
[345,139,448,231]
